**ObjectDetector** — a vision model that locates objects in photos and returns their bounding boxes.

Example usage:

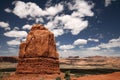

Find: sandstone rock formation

[19,24,58,58]
[16,24,60,74]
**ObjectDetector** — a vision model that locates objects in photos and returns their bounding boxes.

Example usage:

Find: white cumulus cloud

[45,4,63,16]
[0,21,10,30]
[7,0,94,37]
[50,0,94,35]
[36,18,44,23]
[55,15,88,35]
[11,1,63,18]
[52,29,64,37]
[59,44,75,50]
[4,8,12,13]
[4,30,27,38]
[45,21,56,30]
[73,39,87,45]
[12,1,44,18]
[7,39,20,46]
[98,37,120,49]
[22,24,32,30]
[69,0,94,17]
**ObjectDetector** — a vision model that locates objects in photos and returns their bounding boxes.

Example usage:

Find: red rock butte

[16,24,60,74]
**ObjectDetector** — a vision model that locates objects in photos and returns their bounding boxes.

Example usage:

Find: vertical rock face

[16,24,60,74]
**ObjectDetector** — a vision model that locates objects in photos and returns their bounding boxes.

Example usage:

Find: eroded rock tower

[16,24,60,74]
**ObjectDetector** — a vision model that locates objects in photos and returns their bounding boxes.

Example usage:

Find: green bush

[64,71,71,80]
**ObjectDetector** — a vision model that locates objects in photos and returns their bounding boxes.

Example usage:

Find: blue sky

[0,0,120,57]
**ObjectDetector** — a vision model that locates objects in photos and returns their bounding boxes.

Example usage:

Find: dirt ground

[2,73,64,80]
[2,72,120,80]
[72,72,120,80]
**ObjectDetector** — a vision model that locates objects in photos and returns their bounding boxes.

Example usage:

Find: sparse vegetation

[0,72,10,80]
[74,73,80,78]
[0,63,16,80]
[64,71,71,80]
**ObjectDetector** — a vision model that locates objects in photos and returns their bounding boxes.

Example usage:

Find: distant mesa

[0,56,18,63]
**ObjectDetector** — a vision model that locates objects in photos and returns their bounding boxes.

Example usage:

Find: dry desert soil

[72,72,120,80]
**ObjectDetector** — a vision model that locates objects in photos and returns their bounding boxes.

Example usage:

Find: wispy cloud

[88,38,99,42]
[87,46,101,50]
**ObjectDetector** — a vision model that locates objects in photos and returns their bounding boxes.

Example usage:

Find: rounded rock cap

[31,24,48,31]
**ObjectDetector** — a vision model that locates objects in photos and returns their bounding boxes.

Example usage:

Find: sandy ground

[72,72,120,80]
[2,72,120,80]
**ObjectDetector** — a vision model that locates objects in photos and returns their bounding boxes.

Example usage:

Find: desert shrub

[56,77,61,80]
[64,71,71,80]
[74,73,80,78]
